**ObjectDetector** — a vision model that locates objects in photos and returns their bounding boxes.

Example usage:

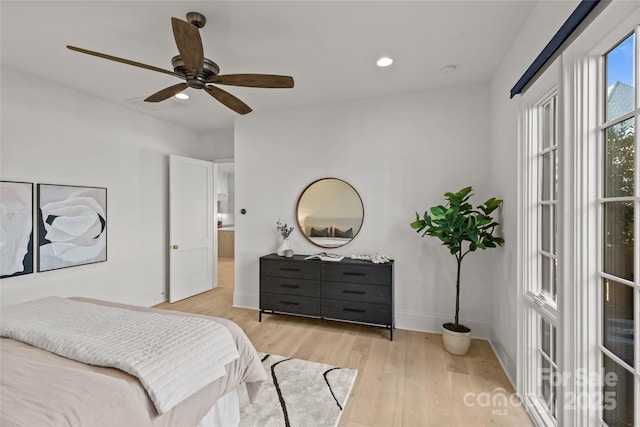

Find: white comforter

[0,297,240,415]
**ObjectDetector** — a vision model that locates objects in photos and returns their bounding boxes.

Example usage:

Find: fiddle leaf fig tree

[411,187,504,332]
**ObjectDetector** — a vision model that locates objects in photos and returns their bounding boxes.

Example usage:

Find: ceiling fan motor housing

[171,56,220,89]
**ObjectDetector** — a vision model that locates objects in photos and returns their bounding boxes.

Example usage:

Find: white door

[169,155,215,303]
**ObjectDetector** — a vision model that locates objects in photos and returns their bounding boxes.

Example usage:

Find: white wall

[489,0,579,382]
[0,66,218,307]
[234,84,503,338]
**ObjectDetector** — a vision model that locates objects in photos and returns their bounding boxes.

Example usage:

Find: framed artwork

[0,181,34,279]
[37,184,107,272]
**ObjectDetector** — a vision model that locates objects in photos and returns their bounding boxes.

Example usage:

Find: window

[600,31,637,427]
[519,66,560,426]
[518,5,640,426]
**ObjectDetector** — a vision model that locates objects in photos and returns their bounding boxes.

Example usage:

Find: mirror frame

[295,178,364,249]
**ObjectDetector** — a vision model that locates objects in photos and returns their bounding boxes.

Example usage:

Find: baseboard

[488,330,517,388]
[231,293,492,339]
[395,309,491,339]
[233,291,258,310]
[133,291,167,308]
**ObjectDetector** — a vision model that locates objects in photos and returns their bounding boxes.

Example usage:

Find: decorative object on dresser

[410,186,504,355]
[275,219,294,256]
[259,254,394,340]
[0,181,34,279]
[296,178,364,249]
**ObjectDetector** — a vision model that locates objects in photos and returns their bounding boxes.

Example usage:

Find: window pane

[603,279,635,366]
[604,118,635,198]
[602,354,635,426]
[541,317,551,357]
[542,152,551,200]
[541,204,551,252]
[552,150,558,200]
[606,33,635,121]
[551,324,556,363]
[603,202,634,281]
[552,204,557,254]
[543,102,553,149]
[540,356,552,411]
[541,255,550,295]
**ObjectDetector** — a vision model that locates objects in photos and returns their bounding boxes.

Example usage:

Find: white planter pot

[441,325,472,356]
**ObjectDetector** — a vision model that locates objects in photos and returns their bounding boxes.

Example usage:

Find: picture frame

[37,184,107,272]
[0,181,34,279]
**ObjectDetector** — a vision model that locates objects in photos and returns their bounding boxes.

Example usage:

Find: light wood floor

[156,259,533,427]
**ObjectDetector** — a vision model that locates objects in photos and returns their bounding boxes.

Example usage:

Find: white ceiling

[1,1,537,133]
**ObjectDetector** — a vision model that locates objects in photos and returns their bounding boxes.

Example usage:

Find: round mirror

[296,178,364,248]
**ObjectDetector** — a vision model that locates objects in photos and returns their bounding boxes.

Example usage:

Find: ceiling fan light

[376,56,393,67]
[175,93,189,100]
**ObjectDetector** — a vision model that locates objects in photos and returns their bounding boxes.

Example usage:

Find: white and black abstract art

[0,181,34,279]
[37,184,107,272]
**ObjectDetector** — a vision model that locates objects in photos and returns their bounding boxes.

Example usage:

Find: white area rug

[238,353,357,427]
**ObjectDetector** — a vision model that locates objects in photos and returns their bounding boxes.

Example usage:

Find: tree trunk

[454,252,462,328]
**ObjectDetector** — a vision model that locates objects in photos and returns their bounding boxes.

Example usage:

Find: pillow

[310,227,330,237]
[334,227,354,238]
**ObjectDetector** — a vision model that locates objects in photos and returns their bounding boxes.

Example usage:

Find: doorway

[216,161,235,260]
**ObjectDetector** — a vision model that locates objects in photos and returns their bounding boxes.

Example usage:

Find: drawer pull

[343,290,365,295]
[280,267,300,272]
[280,284,300,289]
[280,301,300,306]
[343,307,365,313]
[343,272,366,276]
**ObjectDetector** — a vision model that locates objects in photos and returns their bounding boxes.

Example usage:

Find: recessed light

[175,93,189,100]
[376,56,393,67]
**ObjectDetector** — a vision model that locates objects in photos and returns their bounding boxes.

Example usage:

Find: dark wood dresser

[259,254,394,340]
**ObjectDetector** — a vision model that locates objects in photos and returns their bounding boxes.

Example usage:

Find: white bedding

[309,236,351,247]
[0,297,240,415]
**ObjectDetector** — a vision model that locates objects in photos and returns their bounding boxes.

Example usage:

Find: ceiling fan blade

[204,85,252,115]
[208,74,294,88]
[67,45,181,78]
[144,83,189,102]
[171,17,204,75]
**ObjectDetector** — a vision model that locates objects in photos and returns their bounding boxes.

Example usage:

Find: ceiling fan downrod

[186,12,206,28]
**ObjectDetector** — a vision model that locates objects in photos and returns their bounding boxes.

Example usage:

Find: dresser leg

[390,327,393,341]
[259,311,262,322]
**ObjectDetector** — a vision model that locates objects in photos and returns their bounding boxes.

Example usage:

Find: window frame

[518,3,640,426]
[517,60,562,427]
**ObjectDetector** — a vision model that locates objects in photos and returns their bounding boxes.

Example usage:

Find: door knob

[171,245,179,250]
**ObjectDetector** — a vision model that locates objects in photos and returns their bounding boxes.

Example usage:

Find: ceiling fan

[67,12,294,115]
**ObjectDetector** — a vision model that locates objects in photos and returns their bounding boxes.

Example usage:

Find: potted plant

[410,187,504,355]
[276,219,294,256]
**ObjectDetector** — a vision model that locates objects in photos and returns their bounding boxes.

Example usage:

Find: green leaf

[410,220,425,230]
[431,206,445,216]
[411,187,505,265]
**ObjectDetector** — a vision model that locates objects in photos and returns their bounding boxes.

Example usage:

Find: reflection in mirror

[296,178,364,248]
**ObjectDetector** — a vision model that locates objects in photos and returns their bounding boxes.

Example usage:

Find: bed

[0,297,266,427]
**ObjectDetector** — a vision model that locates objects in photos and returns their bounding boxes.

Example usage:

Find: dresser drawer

[321,263,391,285]
[261,258,321,280]
[321,281,390,304]
[261,292,320,316]
[321,299,390,325]
[261,276,320,298]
